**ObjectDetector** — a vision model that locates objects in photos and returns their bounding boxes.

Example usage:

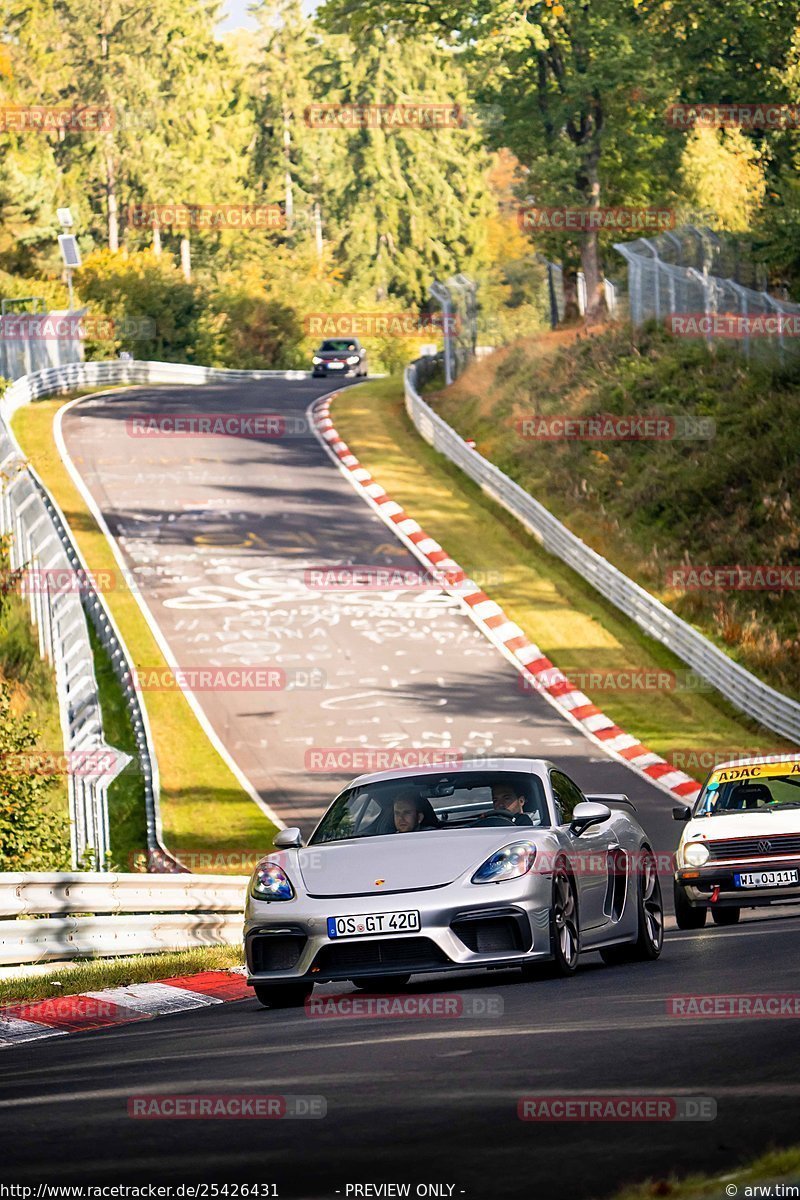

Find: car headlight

[312,356,322,364]
[346,355,360,365]
[683,841,709,867]
[251,860,295,900]
[472,842,537,884]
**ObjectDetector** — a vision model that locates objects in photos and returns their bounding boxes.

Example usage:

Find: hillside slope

[427,323,800,699]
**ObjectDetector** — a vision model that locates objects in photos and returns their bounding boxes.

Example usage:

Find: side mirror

[274,827,303,849]
[672,805,692,822]
[570,801,611,836]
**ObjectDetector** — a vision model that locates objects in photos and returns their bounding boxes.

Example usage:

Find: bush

[76,249,214,363]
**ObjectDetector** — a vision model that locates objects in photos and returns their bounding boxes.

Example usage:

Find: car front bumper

[244,880,554,984]
[676,858,800,907]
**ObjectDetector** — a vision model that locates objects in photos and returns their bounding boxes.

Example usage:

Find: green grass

[11,393,279,869]
[1,556,70,868]
[0,945,245,1007]
[428,324,800,700]
[332,378,792,781]
[608,1144,800,1200]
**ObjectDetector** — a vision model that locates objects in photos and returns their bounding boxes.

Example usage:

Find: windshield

[320,339,357,352]
[308,771,549,844]
[695,771,800,817]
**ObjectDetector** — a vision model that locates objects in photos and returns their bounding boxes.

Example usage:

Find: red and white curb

[0,970,251,1047]
[309,394,701,804]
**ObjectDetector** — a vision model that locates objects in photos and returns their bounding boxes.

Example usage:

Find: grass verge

[331,378,793,781]
[428,325,800,699]
[609,1144,800,1200]
[0,945,245,1007]
[11,391,278,868]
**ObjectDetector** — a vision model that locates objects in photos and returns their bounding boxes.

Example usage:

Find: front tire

[253,982,313,1009]
[674,879,707,929]
[711,906,741,926]
[601,847,664,964]
[550,863,580,975]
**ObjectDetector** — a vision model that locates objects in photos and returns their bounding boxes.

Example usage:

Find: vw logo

[757,839,772,854]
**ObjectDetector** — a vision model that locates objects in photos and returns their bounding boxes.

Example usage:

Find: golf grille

[706,834,800,861]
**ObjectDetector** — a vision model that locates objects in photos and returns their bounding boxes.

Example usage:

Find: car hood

[295,828,544,897]
[684,810,800,842]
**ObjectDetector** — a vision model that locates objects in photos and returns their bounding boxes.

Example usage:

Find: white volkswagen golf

[673,753,800,928]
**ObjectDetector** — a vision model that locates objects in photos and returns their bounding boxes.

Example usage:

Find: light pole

[57,208,81,312]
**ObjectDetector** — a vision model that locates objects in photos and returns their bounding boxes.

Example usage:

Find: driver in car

[477,781,535,826]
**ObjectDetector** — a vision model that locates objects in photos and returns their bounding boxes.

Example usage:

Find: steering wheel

[476,810,518,825]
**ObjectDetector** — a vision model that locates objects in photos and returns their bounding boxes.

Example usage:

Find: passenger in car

[393,790,440,833]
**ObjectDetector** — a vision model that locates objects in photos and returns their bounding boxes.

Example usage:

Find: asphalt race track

[58,378,677,844]
[3,377,796,1196]
[3,917,800,1194]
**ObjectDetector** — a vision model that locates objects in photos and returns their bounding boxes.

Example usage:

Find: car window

[308,771,550,843]
[321,339,357,352]
[550,770,586,824]
[695,772,800,816]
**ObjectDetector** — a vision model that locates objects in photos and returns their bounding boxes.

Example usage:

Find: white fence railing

[405,358,800,746]
[0,872,248,965]
[0,309,85,383]
[0,422,132,869]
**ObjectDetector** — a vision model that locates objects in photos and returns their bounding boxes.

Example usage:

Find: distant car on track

[244,758,663,1008]
[673,753,800,928]
[311,337,368,378]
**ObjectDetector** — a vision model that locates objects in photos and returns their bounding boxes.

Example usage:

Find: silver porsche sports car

[244,758,664,1007]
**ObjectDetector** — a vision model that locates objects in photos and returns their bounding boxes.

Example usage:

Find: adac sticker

[710,759,800,784]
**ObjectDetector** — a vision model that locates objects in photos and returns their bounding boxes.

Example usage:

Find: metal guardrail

[0,872,248,965]
[405,357,800,745]
[0,423,131,868]
[1,358,309,417]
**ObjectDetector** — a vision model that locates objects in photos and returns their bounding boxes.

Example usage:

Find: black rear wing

[585,793,637,815]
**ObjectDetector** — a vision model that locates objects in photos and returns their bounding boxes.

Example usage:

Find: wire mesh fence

[614,226,800,365]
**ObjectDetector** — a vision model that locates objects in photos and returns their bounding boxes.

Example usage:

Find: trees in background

[3,0,800,355]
